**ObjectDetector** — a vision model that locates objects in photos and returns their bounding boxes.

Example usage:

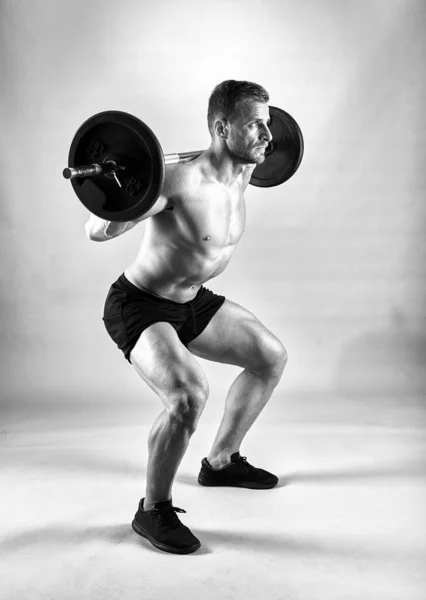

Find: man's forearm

[85,214,134,241]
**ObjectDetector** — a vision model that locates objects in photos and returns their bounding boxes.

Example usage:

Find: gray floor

[1,396,425,600]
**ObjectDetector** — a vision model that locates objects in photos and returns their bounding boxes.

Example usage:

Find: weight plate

[250,106,304,187]
[68,111,165,222]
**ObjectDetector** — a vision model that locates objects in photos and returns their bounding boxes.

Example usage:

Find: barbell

[63,107,304,222]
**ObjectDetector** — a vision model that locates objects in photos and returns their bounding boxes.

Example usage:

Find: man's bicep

[85,193,170,241]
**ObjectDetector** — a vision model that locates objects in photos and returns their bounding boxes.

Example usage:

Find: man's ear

[214,119,229,139]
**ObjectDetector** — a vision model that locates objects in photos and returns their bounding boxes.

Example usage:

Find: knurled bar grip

[63,152,203,180]
[62,162,118,180]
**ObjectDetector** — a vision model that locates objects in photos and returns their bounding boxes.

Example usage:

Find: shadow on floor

[0,521,411,561]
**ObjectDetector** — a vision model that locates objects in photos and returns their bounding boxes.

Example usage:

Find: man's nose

[260,125,273,142]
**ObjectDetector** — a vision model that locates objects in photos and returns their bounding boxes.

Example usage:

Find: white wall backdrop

[1,0,425,427]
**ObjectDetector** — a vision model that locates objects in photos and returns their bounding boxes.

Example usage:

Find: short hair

[207,80,269,136]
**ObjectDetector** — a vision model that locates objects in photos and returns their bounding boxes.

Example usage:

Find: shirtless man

[85,80,288,554]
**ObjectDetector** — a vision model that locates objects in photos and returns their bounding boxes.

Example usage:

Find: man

[85,80,288,555]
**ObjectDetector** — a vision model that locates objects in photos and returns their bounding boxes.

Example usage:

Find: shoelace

[151,506,186,529]
[238,456,255,473]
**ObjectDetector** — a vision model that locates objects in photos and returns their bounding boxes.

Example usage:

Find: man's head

[207,80,272,165]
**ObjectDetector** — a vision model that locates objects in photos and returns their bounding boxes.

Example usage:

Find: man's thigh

[188,299,286,371]
[130,322,209,404]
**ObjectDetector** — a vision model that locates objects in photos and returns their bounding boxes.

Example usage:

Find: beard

[228,143,266,165]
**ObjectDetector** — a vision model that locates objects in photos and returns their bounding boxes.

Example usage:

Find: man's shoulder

[163,160,204,202]
[165,161,202,187]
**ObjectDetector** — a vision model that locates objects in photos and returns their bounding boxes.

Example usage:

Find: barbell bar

[62,149,207,182]
[63,107,304,222]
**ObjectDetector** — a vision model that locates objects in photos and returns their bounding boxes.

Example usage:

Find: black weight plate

[250,106,304,187]
[68,111,165,222]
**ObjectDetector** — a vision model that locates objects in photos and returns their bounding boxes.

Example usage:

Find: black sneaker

[198,452,279,489]
[132,498,201,554]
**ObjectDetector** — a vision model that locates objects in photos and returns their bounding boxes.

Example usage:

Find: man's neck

[204,146,254,187]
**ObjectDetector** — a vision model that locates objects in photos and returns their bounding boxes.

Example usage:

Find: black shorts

[102,273,226,362]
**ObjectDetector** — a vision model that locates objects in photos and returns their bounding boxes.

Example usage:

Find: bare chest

[175,185,246,249]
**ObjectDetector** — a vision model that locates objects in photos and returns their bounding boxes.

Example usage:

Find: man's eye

[249,122,259,128]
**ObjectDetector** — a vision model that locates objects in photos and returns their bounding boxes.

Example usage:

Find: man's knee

[251,334,288,380]
[166,378,209,430]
